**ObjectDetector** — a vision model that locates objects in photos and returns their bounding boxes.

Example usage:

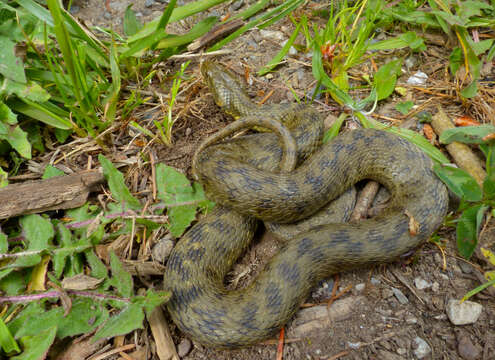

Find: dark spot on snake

[277,262,301,287]
[366,228,385,244]
[304,172,325,193]
[173,284,203,308]
[265,282,282,313]
[330,229,351,244]
[186,247,206,262]
[239,302,260,331]
[297,237,313,256]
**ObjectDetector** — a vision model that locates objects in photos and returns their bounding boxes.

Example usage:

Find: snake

[164,61,448,348]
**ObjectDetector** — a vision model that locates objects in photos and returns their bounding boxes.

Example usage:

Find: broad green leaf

[85,249,108,279]
[483,172,495,200]
[169,205,196,237]
[93,304,144,341]
[0,167,7,188]
[449,47,463,75]
[123,5,142,37]
[0,317,20,354]
[456,204,488,259]
[42,164,64,179]
[2,78,50,102]
[439,125,495,144]
[460,80,478,98]
[0,100,17,125]
[0,120,31,159]
[99,154,141,210]
[15,307,63,338]
[20,214,54,251]
[0,232,6,253]
[132,289,171,316]
[368,31,425,51]
[480,143,495,177]
[156,164,193,203]
[373,59,402,100]
[57,298,108,338]
[12,326,57,360]
[395,101,414,115]
[433,164,483,202]
[0,36,26,83]
[109,251,133,298]
[0,271,27,295]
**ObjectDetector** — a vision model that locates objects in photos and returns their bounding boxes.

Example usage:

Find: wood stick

[0,170,104,219]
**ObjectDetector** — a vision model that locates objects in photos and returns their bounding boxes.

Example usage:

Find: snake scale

[164,61,448,348]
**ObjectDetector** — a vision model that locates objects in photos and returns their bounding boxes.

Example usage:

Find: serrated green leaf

[109,251,133,298]
[0,36,26,83]
[0,317,20,354]
[15,307,63,338]
[168,205,196,237]
[85,249,108,279]
[57,298,108,338]
[132,289,171,316]
[0,271,28,295]
[0,121,31,159]
[433,164,483,202]
[156,164,193,201]
[395,101,414,115]
[439,125,495,144]
[92,303,144,341]
[20,214,54,251]
[41,165,64,179]
[461,80,478,98]
[99,155,141,210]
[373,59,402,100]
[12,326,57,360]
[456,204,488,259]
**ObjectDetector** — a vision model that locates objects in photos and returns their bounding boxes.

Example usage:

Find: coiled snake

[164,61,448,348]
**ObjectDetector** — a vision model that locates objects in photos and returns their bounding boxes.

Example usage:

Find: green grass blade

[157,0,177,30]
[8,99,72,129]
[156,16,218,49]
[355,112,450,164]
[258,21,301,75]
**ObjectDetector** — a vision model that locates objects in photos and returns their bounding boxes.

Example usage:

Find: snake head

[200,61,252,118]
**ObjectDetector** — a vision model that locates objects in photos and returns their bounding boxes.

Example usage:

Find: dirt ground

[57,0,495,359]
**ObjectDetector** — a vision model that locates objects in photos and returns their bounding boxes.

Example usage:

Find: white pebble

[446,299,483,325]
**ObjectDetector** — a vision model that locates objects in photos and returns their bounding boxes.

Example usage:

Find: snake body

[164,62,448,348]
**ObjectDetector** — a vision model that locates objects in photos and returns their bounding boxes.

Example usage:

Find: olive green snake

[164,61,448,348]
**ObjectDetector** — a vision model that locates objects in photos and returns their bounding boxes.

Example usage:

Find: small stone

[103,11,112,20]
[69,5,80,14]
[414,277,432,290]
[391,287,409,304]
[413,337,431,359]
[312,279,334,300]
[260,29,286,42]
[151,235,174,263]
[347,342,362,349]
[156,0,169,3]
[457,333,482,360]
[178,338,192,357]
[145,0,155,7]
[446,299,483,325]
[439,273,449,281]
[230,0,244,11]
[281,39,298,55]
[371,277,381,285]
[405,317,418,324]
[458,261,473,274]
[355,283,365,292]
[407,71,428,86]
[432,281,440,292]
[397,347,407,355]
[265,73,274,79]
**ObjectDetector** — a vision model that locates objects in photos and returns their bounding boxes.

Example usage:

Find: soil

[40,0,495,359]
